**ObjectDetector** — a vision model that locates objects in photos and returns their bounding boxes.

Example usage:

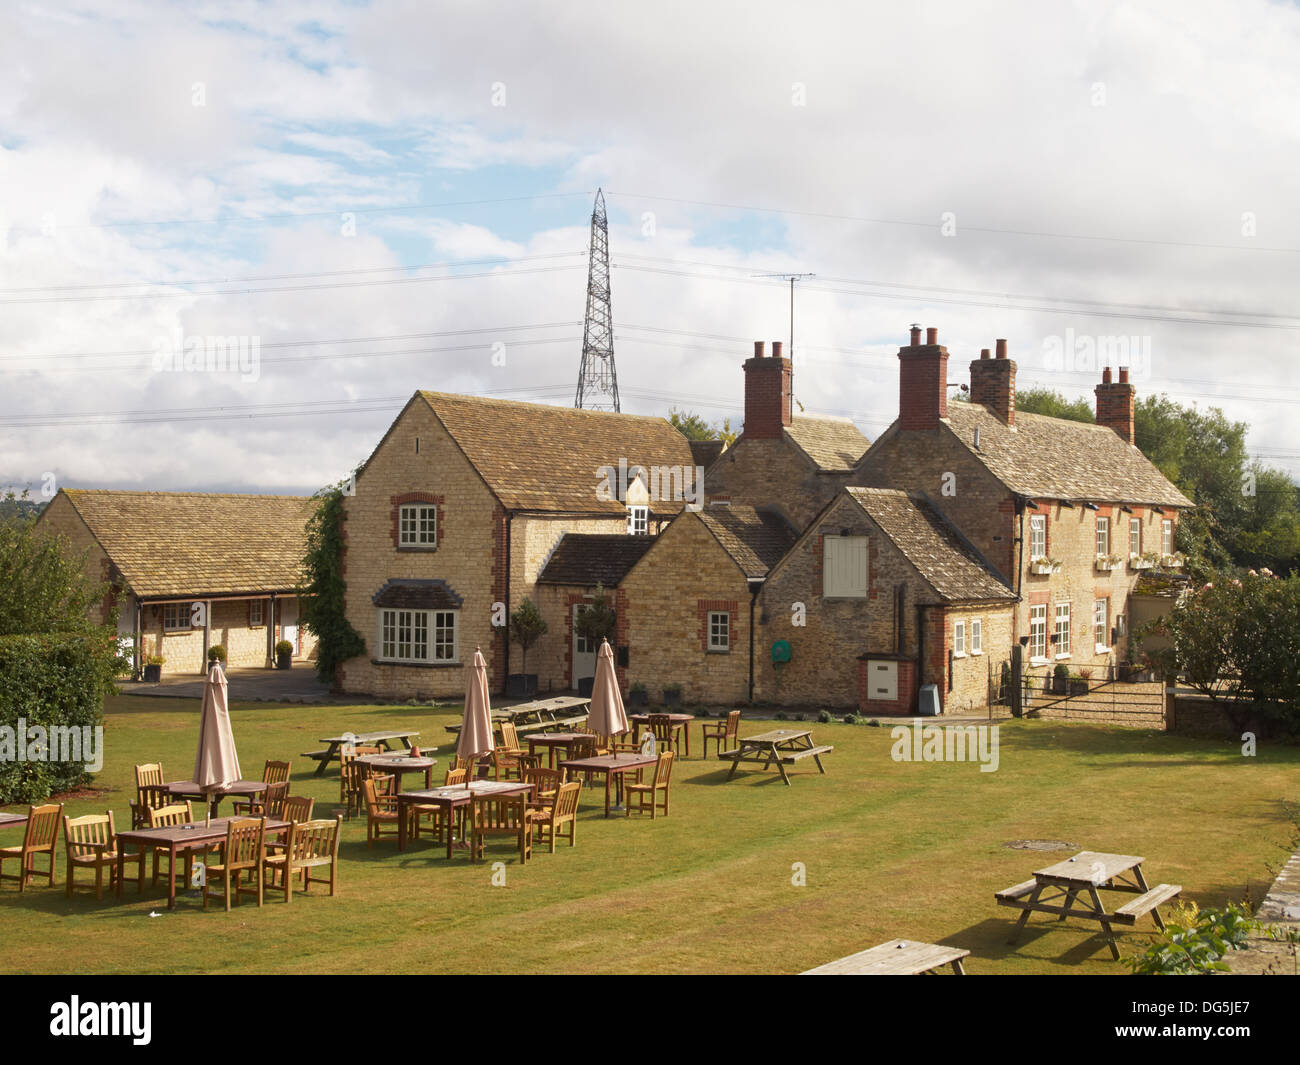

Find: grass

[0,694,1296,974]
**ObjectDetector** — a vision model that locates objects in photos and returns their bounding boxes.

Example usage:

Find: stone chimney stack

[968,337,1017,425]
[743,339,792,439]
[1095,365,1136,443]
[897,324,949,431]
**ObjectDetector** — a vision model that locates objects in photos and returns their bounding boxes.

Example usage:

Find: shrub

[275,640,293,656]
[842,713,858,725]
[818,710,831,723]
[207,644,227,664]
[775,711,787,721]
[299,478,367,685]
[508,598,547,676]
[1125,900,1258,974]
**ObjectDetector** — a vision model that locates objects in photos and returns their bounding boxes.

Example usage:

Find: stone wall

[706,435,845,531]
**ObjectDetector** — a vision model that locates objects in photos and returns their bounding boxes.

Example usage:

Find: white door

[869,661,898,701]
[572,604,598,688]
[281,599,299,656]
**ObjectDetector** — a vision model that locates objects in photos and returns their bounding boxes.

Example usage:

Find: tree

[669,408,738,447]
[575,583,617,646]
[299,478,367,686]
[1013,387,1094,423]
[508,598,547,677]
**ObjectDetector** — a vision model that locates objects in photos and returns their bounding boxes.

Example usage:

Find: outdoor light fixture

[1019,636,1030,646]
[1084,502,1099,511]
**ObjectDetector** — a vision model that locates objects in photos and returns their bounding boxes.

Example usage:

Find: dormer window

[627,505,649,536]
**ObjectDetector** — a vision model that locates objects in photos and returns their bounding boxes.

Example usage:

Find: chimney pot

[909,325,922,347]
[995,338,1008,359]
[1118,366,1129,383]
[771,340,783,359]
[1102,366,1112,384]
[980,348,991,360]
[926,327,938,345]
[753,341,765,359]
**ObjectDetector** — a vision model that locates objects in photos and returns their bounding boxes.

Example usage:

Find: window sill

[371,658,461,669]
[396,545,439,553]
[952,651,967,659]
[706,647,730,655]
[970,650,984,656]
[1029,656,1049,667]
[1055,653,1072,660]
[1095,645,1112,654]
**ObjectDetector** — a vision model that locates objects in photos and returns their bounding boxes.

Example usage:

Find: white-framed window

[1094,598,1109,651]
[707,611,730,652]
[1096,516,1109,557]
[1162,519,1174,556]
[1029,604,1047,662]
[163,602,193,631]
[1055,602,1071,657]
[399,503,438,548]
[953,620,966,657]
[379,608,457,664]
[1129,516,1142,556]
[971,619,983,655]
[823,535,868,598]
[627,505,649,536]
[1029,515,1046,560]
[249,599,264,627]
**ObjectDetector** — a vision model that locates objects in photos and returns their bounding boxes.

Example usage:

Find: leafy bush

[575,583,617,645]
[1126,900,1258,974]
[818,710,831,723]
[299,479,366,685]
[774,711,787,721]
[843,713,858,725]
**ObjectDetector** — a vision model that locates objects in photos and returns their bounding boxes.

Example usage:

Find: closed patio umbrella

[456,648,494,762]
[587,639,629,744]
[193,664,241,824]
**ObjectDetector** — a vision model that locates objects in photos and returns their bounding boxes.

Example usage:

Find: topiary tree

[508,598,547,678]
[575,583,617,646]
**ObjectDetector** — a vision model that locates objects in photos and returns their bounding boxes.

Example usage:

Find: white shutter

[823,536,868,597]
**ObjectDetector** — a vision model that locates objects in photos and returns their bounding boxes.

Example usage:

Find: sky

[2,0,1298,498]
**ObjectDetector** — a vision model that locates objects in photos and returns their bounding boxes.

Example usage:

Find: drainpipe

[914,604,925,714]
[134,599,143,679]
[502,510,513,697]
[747,579,762,702]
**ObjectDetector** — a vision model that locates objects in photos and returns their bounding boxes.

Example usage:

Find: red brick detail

[389,492,445,550]
[1095,379,1136,443]
[814,534,824,590]
[898,343,949,431]
[1027,590,1051,607]
[868,538,879,600]
[968,357,1016,425]
[742,354,792,438]
[489,505,508,693]
[696,599,739,652]
[858,658,917,716]
[923,608,949,712]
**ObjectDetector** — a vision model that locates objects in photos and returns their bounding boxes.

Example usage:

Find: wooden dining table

[115,816,289,910]
[525,732,589,769]
[357,753,437,790]
[0,811,29,831]
[396,780,533,858]
[558,752,658,818]
[163,780,267,820]
[629,713,695,757]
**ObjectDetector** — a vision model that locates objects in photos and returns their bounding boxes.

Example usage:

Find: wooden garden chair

[264,817,341,903]
[361,776,401,847]
[146,802,198,886]
[648,714,682,756]
[262,760,291,785]
[264,796,314,861]
[64,811,143,899]
[339,746,382,813]
[523,766,563,810]
[470,792,531,864]
[0,803,63,892]
[233,780,288,818]
[203,817,266,911]
[132,783,174,829]
[701,710,741,759]
[626,751,674,819]
[530,781,581,853]
[492,722,536,780]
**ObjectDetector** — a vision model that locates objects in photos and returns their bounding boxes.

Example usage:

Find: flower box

[1161,554,1185,568]
[1129,554,1154,570]
[1095,555,1123,572]
[1030,559,1061,575]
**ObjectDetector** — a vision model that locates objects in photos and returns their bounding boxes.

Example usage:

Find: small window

[971,619,983,655]
[1055,602,1071,657]
[953,620,966,656]
[1129,516,1142,556]
[707,611,730,652]
[163,602,193,631]
[249,600,264,627]
[1029,604,1047,661]
[1029,515,1046,560]
[1095,516,1109,557]
[399,504,437,548]
[1162,519,1174,556]
[627,505,649,536]
[1094,598,1109,650]
[823,535,868,597]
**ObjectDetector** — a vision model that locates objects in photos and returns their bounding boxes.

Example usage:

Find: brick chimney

[1095,366,1135,443]
[897,325,948,431]
[743,339,792,439]
[968,337,1017,425]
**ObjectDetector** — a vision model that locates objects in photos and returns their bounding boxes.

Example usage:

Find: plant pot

[506,673,538,698]
[577,676,595,698]
[628,689,648,707]
[276,652,292,670]
[1069,680,1088,695]
[663,690,682,707]
[1052,677,1069,695]
[143,664,162,683]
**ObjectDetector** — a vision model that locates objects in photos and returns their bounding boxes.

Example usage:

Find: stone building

[35,489,318,675]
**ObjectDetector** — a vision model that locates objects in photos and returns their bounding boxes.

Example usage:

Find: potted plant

[628,681,648,707]
[1068,671,1089,695]
[1161,551,1185,568]
[507,598,547,698]
[1031,556,1062,575]
[1052,662,1070,694]
[207,644,227,668]
[143,654,164,683]
[1096,552,1124,571]
[663,683,682,707]
[275,640,293,670]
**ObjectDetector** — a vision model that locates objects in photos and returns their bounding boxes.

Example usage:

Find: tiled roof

[537,533,658,587]
[785,416,870,471]
[419,391,696,514]
[845,487,1015,603]
[943,403,1192,506]
[56,489,313,599]
[372,579,463,610]
[697,505,798,579]
[688,439,725,471]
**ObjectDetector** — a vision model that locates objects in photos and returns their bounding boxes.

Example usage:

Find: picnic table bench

[996,850,1181,960]
[802,939,969,975]
[718,728,833,785]
[303,730,420,776]
[445,714,588,737]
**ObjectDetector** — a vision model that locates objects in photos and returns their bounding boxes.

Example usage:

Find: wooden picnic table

[802,939,970,975]
[996,850,1181,960]
[396,780,533,857]
[628,712,695,757]
[164,780,267,820]
[559,752,658,818]
[0,812,29,831]
[115,816,289,910]
[307,730,420,776]
[357,753,437,790]
[719,728,833,785]
[526,732,590,769]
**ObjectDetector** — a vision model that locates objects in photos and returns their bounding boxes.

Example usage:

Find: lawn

[0,694,1296,975]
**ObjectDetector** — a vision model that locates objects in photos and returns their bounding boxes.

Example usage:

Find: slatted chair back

[570,735,596,760]
[523,766,563,803]
[24,804,63,851]
[444,767,468,787]
[148,803,193,828]
[370,773,396,797]
[554,780,581,820]
[471,793,529,835]
[223,818,265,868]
[64,813,113,861]
[499,721,521,752]
[134,763,164,789]
[291,818,341,863]
[362,776,396,816]
[262,760,291,785]
[654,750,675,786]
[725,710,742,742]
[648,714,676,746]
[281,796,315,823]
[262,781,290,818]
[136,783,172,818]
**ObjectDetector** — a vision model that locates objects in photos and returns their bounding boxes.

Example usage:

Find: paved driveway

[116,665,338,703]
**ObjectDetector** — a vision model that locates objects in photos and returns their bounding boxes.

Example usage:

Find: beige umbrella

[193,664,241,825]
[456,647,494,761]
[587,639,629,744]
